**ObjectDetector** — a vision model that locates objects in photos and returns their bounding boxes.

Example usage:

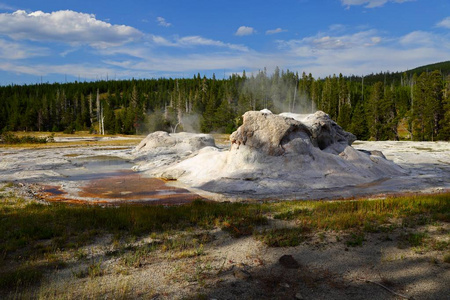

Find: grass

[88,261,104,278]
[117,233,211,267]
[406,232,428,247]
[0,139,142,149]
[1,194,448,259]
[0,194,448,259]
[0,182,14,193]
[255,227,310,247]
[0,264,43,291]
[444,253,450,263]
[0,192,449,297]
[0,198,266,262]
[120,243,159,268]
[0,132,52,144]
[0,131,143,149]
[346,232,366,247]
[268,193,450,232]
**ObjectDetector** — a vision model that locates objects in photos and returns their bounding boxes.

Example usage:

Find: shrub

[0,132,49,144]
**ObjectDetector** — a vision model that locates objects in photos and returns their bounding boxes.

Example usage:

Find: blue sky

[0,0,449,85]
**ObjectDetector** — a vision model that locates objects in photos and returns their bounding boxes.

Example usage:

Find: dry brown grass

[0,132,143,149]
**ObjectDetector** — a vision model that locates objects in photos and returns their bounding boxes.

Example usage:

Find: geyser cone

[133,110,407,200]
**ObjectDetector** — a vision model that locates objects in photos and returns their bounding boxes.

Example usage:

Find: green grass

[0,192,449,295]
[346,232,366,247]
[0,198,266,262]
[267,193,450,232]
[406,232,428,247]
[255,227,310,247]
[0,132,53,144]
[1,194,448,260]
[0,131,142,149]
[117,233,212,268]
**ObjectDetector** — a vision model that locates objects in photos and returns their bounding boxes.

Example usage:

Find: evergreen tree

[350,102,369,140]
[214,98,235,133]
[0,67,449,141]
[366,82,384,140]
[438,75,450,140]
[412,71,443,140]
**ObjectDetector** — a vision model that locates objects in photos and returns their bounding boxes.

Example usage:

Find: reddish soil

[38,172,202,205]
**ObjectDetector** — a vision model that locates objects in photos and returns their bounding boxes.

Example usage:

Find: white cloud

[98,26,450,78]
[266,28,287,35]
[0,61,122,79]
[105,51,273,74]
[0,10,143,48]
[3,25,448,81]
[0,10,448,84]
[341,0,414,8]
[400,31,436,46]
[59,48,79,57]
[156,16,172,27]
[275,28,449,77]
[150,35,249,51]
[370,36,381,44]
[437,17,450,29]
[0,38,49,59]
[329,24,347,32]
[279,29,382,51]
[177,36,249,51]
[235,26,256,36]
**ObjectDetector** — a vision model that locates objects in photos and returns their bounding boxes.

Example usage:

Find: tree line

[1,65,449,141]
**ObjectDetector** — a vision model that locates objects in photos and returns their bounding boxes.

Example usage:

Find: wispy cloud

[149,35,249,52]
[104,51,275,75]
[176,36,249,51]
[0,10,143,48]
[0,7,448,83]
[235,26,256,36]
[329,24,347,32]
[2,25,449,81]
[266,28,287,35]
[341,0,414,8]
[0,2,15,11]
[156,16,172,27]
[278,29,382,51]
[399,31,438,46]
[275,27,449,76]
[0,38,49,59]
[437,16,450,29]
[0,61,123,79]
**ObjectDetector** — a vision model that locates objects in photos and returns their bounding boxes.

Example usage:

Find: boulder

[230,111,311,156]
[231,110,356,157]
[280,110,356,154]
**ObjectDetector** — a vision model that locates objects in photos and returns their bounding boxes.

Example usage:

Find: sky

[0,0,449,85]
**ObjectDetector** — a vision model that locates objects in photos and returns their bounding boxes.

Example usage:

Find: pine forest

[1,61,450,141]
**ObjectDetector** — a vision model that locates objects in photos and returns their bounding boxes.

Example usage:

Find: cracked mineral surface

[132,110,449,200]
